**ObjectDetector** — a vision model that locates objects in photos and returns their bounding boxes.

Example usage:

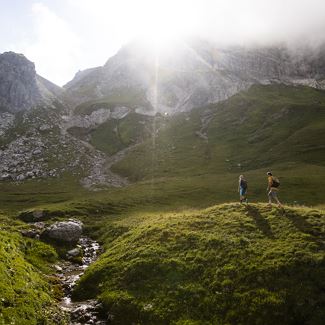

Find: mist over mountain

[2,39,325,116]
[64,40,325,114]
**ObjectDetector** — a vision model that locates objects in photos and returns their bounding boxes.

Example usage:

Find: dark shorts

[268,189,278,198]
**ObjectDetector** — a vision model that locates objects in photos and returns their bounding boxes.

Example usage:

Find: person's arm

[267,177,272,191]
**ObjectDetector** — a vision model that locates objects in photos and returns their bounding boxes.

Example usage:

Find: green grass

[0,175,87,215]
[72,203,325,324]
[0,215,67,324]
[89,112,158,155]
[0,84,325,323]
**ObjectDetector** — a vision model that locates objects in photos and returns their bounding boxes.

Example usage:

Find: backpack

[240,179,248,189]
[272,177,280,188]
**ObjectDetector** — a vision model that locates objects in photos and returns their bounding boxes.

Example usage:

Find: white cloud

[5,0,325,85]
[66,0,325,47]
[13,2,82,86]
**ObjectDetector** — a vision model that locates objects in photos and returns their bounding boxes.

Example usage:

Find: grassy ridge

[73,203,325,324]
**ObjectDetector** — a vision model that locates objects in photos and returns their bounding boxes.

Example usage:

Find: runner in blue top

[238,175,248,204]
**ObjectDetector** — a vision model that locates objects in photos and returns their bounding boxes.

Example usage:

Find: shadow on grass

[284,210,325,245]
[246,205,274,238]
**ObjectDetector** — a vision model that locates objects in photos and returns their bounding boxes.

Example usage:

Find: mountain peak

[1,50,33,63]
[0,51,62,113]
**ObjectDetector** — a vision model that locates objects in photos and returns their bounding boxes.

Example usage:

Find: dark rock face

[41,220,83,244]
[0,51,62,113]
[0,52,40,112]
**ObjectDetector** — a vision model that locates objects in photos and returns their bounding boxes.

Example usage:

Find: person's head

[267,171,272,176]
[239,175,244,179]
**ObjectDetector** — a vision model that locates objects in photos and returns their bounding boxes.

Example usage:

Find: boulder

[16,174,26,181]
[41,220,83,244]
[32,149,42,155]
[67,247,82,257]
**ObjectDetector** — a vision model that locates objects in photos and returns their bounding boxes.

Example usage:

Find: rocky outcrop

[41,220,83,244]
[0,51,63,113]
[62,106,130,130]
[0,112,15,136]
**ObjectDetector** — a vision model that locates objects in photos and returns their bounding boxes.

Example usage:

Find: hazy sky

[1,0,325,86]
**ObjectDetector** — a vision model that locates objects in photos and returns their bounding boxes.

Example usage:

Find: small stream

[56,236,107,325]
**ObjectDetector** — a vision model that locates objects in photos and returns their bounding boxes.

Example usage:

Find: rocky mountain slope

[0,51,128,189]
[64,41,325,114]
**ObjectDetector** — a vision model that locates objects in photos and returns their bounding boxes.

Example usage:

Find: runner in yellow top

[267,171,282,208]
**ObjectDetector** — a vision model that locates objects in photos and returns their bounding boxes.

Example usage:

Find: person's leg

[273,191,282,207]
[243,189,248,203]
[268,190,273,206]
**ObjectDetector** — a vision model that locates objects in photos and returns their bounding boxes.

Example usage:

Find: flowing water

[57,236,107,324]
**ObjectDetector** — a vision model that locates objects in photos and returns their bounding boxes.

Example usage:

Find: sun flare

[102,0,200,50]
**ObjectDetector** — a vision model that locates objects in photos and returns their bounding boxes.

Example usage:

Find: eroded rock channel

[57,236,106,325]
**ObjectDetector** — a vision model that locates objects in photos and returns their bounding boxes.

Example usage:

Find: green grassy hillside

[72,203,325,324]
[0,215,66,324]
[109,84,325,205]
[113,84,325,176]
[61,84,325,206]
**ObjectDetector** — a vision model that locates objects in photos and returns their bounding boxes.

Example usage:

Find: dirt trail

[196,108,215,142]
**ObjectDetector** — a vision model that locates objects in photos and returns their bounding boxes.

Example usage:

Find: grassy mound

[73,203,325,324]
[0,216,66,324]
